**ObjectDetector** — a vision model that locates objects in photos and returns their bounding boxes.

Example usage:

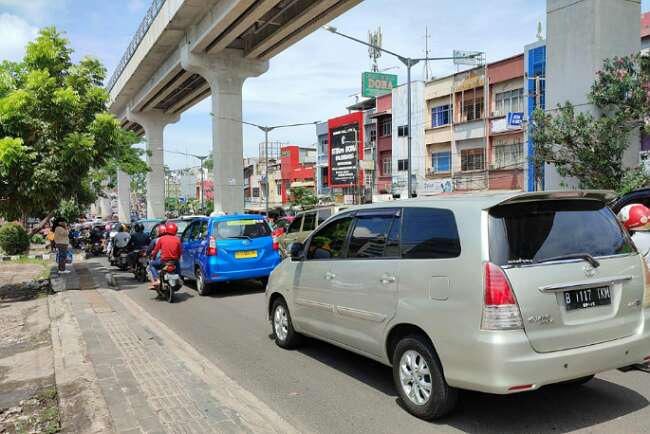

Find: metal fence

[106,0,167,92]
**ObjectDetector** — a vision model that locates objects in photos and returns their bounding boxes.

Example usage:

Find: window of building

[302,212,317,232]
[494,88,524,116]
[307,216,353,260]
[348,211,399,258]
[461,148,484,171]
[400,208,461,259]
[364,172,373,187]
[380,119,392,137]
[397,125,409,137]
[432,151,451,173]
[276,182,282,196]
[431,104,451,127]
[397,159,409,171]
[493,142,523,169]
[369,127,377,142]
[382,154,392,176]
[252,187,259,197]
[462,97,484,122]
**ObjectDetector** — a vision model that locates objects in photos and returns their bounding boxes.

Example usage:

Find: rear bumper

[446,309,650,394]
[206,265,277,283]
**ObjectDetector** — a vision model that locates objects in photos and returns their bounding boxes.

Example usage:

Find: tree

[290,186,317,208]
[0,27,147,232]
[532,53,650,192]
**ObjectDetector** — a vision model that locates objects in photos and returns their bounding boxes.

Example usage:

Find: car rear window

[213,219,271,240]
[489,200,635,267]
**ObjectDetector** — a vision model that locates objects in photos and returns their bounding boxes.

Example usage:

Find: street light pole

[210,114,318,212]
[323,26,478,198]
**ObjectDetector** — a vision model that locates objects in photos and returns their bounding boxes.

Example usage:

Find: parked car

[278,206,348,254]
[180,214,281,295]
[266,191,650,420]
[133,219,161,238]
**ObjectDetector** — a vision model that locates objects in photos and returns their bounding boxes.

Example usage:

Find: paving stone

[138,416,165,433]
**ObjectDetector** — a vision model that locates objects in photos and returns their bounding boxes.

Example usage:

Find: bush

[0,222,30,255]
[31,234,45,244]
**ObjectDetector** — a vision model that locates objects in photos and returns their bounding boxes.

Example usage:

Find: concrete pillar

[181,47,268,214]
[126,109,179,219]
[117,170,131,222]
[544,0,641,189]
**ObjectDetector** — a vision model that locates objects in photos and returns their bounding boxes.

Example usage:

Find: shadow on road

[295,336,648,433]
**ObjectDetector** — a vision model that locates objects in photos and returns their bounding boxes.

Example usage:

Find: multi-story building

[423,75,454,194]
[280,145,316,204]
[524,39,547,191]
[372,93,393,195]
[391,81,426,198]
[243,157,262,210]
[315,121,330,198]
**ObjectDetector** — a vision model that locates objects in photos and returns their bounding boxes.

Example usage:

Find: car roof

[208,214,265,221]
[339,190,615,213]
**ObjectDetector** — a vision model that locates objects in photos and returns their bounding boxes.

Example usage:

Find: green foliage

[617,167,650,196]
[0,222,30,255]
[290,187,317,208]
[31,234,45,244]
[56,198,85,223]
[0,27,147,226]
[532,54,650,191]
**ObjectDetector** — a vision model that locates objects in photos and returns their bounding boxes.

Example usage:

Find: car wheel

[196,267,209,296]
[392,335,457,420]
[271,298,301,349]
[559,375,595,386]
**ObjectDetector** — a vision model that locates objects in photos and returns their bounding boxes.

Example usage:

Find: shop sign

[362,71,398,97]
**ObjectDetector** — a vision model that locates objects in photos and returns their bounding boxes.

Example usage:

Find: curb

[1,253,52,261]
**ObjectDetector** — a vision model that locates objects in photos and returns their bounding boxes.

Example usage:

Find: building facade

[372,94,393,195]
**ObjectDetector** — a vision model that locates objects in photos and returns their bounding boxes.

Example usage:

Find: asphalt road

[105,259,650,434]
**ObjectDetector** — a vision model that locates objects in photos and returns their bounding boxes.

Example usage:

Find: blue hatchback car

[179,215,281,295]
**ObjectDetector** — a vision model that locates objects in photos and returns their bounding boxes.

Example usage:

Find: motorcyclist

[127,223,150,268]
[112,224,131,262]
[149,222,182,289]
[618,203,650,262]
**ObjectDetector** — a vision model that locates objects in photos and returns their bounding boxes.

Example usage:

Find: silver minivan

[265,191,650,419]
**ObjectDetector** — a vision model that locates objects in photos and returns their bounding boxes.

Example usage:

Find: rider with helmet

[618,203,650,260]
[127,223,151,268]
[149,222,182,289]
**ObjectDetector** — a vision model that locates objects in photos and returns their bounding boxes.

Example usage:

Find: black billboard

[329,124,360,187]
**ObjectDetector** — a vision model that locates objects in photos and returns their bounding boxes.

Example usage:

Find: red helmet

[165,222,178,235]
[157,225,166,236]
[618,203,650,231]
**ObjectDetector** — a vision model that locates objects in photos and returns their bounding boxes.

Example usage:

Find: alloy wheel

[399,350,433,406]
[273,304,289,342]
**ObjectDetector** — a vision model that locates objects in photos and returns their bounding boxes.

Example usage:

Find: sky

[1,0,649,170]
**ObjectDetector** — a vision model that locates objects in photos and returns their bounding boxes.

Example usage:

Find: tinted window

[197,221,209,239]
[489,200,634,267]
[385,214,401,258]
[287,215,303,233]
[182,222,198,241]
[302,212,317,232]
[348,210,399,258]
[401,208,461,259]
[307,217,353,260]
[174,220,192,236]
[141,221,158,235]
[318,208,332,224]
[214,220,271,240]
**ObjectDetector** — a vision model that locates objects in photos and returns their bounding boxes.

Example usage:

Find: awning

[290,181,315,188]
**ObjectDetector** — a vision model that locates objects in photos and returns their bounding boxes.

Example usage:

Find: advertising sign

[362,71,398,97]
[453,50,483,66]
[328,112,364,188]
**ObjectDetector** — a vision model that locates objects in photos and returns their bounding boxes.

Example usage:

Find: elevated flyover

[109,0,362,218]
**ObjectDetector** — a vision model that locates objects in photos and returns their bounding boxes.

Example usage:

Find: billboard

[453,50,484,66]
[362,71,398,97]
[328,112,364,188]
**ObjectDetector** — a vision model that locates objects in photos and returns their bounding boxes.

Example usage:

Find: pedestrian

[45,224,56,252]
[54,218,70,273]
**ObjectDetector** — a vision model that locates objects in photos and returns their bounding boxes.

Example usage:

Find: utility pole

[160,149,209,214]
[423,26,432,81]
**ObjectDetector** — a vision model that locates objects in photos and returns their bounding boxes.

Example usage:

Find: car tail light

[272,236,279,251]
[165,263,176,272]
[207,236,217,256]
[641,257,650,308]
[481,262,523,330]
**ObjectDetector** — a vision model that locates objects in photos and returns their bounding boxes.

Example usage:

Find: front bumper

[446,310,650,394]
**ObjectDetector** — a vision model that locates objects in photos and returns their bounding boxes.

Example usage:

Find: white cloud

[0,0,65,22]
[127,0,146,12]
[0,13,38,61]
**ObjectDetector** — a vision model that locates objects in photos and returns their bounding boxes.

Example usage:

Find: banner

[328,112,364,188]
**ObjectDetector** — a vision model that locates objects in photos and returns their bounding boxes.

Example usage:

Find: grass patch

[12,257,54,280]
[8,386,61,434]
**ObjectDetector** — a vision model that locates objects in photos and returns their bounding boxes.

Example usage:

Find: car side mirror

[289,242,304,261]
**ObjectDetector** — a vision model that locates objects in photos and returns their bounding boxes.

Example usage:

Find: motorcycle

[156,261,182,303]
[117,249,129,271]
[132,249,149,282]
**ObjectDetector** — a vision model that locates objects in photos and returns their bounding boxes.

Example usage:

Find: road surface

[106,259,650,434]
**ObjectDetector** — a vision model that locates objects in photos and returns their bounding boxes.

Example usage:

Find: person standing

[54,219,70,273]
[45,224,56,252]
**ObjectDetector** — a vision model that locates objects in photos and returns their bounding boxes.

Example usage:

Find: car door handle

[380,274,396,284]
[324,272,336,280]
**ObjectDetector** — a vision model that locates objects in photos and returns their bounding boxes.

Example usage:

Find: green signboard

[361,71,398,97]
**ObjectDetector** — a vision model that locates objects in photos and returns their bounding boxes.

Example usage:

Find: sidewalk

[51,259,297,434]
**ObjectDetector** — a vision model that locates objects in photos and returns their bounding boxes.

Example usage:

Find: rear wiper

[229,235,252,241]
[535,253,600,268]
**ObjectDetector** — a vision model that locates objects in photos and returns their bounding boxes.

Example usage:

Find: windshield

[214,219,271,240]
[489,200,635,267]
[141,221,159,235]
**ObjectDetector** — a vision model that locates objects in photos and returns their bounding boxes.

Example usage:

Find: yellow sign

[235,250,258,259]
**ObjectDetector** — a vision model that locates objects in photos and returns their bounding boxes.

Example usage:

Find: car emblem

[243,239,250,246]
[583,264,596,277]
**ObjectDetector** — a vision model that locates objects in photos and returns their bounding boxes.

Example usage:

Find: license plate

[235,250,257,259]
[564,286,611,311]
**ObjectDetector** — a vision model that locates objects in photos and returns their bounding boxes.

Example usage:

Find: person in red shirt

[149,222,182,289]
